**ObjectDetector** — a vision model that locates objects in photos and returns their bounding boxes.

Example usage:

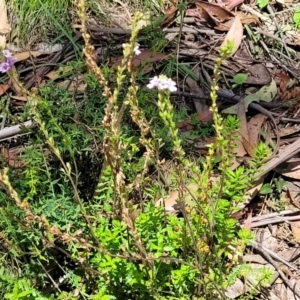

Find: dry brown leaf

[0,0,11,48]
[1,148,23,168]
[9,66,22,95]
[14,51,46,62]
[160,7,178,27]
[195,0,235,31]
[155,183,198,214]
[177,108,214,130]
[237,97,256,156]
[286,186,300,210]
[10,95,28,102]
[270,125,300,138]
[214,19,234,31]
[275,72,290,93]
[0,83,10,96]
[247,114,268,148]
[230,139,247,170]
[237,178,264,210]
[281,87,300,100]
[176,120,193,131]
[57,81,87,92]
[45,70,60,80]
[164,0,178,12]
[220,16,243,55]
[246,64,271,85]
[290,221,300,241]
[274,161,300,180]
[157,173,265,214]
[46,67,74,80]
[112,50,168,74]
[185,8,201,18]
[195,108,214,122]
[242,210,253,230]
[195,1,233,21]
[186,73,208,113]
[239,15,259,25]
[225,0,245,11]
[225,278,247,298]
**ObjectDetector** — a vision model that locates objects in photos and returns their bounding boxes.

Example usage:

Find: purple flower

[0,50,17,73]
[0,62,11,73]
[147,75,177,92]
[7,57,17,67]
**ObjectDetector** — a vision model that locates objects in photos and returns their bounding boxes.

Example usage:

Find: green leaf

[257,0,268,9]
[232,73,248,85]
[275,178,285,193]
[163,245,174,252]
[260,184,273,195]
[222,79,277,114]
[293,11,300,28]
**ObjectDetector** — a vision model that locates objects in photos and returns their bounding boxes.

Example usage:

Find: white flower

[2,50,12,58]
[134,45,141,55]
[147,75,177,92]
[147,76,159,89]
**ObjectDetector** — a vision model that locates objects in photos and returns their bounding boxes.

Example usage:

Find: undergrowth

[0,1,274,299]
[7,0,73,46]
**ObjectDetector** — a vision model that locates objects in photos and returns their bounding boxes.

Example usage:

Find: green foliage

[260,183,273,195]
[0,8,275,300]
[257,0,268,9]
[91,202,198,299]
[232,73,248,88]
[293,10,300,29]
[0,267,50,300]
[9,0,73,46]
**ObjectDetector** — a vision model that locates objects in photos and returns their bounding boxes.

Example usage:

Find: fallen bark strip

[0,120,35,140]
[248,214,300,228]
[257,136,300,178]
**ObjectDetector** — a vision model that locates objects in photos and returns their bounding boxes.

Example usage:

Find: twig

[251,242,298,271]
[251,210,297,222]
[251,241,300,298]
[248,214,300,228]
[0,120,34,140]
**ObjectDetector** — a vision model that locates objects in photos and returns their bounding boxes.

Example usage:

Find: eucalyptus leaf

[222,79,277,115]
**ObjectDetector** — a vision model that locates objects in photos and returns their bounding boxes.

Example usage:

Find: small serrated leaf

[257,0,269,9]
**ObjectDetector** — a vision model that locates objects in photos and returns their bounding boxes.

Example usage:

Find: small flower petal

[134,45,141,55]
[147,83,154,89]
[147,75,177,92]
[7,57,17,67]
[2,50,12,58]
[0,62,10,73]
